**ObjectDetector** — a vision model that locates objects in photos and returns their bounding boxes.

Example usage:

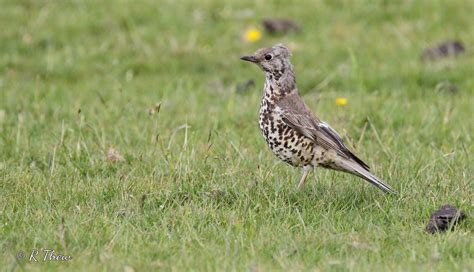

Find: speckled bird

[240,44,396,193]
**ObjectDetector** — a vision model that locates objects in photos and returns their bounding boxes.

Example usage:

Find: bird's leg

[297,166,312,190]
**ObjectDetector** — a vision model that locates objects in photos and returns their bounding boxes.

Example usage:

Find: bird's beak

[240,55,257,63]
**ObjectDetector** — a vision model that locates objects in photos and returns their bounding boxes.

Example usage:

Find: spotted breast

[259,80,315,167]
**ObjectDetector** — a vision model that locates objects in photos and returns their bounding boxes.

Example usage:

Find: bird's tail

[340,160,397,194]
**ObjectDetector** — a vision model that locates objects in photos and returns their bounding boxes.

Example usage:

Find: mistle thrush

[240,44,396,193]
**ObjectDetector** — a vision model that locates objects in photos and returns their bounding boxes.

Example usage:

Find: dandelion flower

[244,27,261,42]
[335,97,348,106]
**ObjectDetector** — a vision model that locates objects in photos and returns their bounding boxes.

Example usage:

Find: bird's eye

[264,54,272,60]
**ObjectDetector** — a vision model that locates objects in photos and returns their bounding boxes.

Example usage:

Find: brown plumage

[240,44,396,193]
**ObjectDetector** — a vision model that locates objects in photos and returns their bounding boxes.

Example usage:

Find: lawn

[0,0,473,271]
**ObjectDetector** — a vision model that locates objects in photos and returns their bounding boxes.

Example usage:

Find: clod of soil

[421,40,465,61]
[262,18,300,34]
[426,204,467,234]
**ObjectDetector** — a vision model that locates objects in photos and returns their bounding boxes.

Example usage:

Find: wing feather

[277,92,370,170]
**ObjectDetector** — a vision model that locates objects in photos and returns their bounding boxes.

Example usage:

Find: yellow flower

[244,27,261,42]
[335,97,348,106]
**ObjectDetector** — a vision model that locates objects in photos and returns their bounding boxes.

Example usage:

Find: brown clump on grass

[421,40,465,61]
[426,204,467,234]
[262,18,300,34]
[107,147,124,162]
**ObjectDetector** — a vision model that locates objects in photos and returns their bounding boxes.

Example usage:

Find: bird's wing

[277,92,370,170]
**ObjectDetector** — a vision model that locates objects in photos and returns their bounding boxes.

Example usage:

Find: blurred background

[1,0,472,129]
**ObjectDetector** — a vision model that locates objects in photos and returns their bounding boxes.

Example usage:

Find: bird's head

[240,43,292,74]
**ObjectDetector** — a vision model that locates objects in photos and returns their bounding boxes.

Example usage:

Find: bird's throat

[264,69,295,98]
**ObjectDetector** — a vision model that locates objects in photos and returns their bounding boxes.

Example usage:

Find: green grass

[1,0,473,271]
